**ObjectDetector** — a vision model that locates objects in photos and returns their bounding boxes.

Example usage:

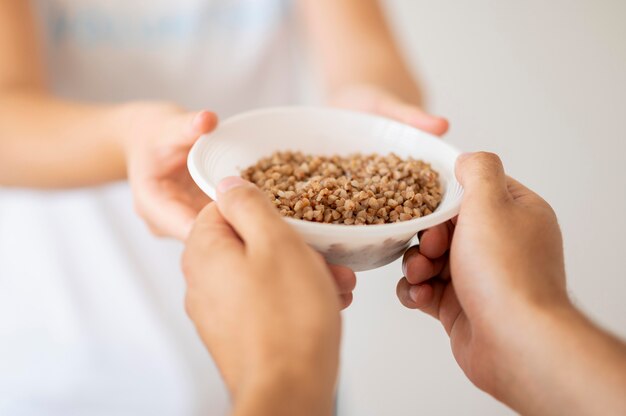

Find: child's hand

[397,152,568,403]
[331,84,449,136]
[123,103,218,240]
[182,176,345,415]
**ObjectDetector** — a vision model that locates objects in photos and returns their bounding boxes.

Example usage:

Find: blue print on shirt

[42,1,291,49]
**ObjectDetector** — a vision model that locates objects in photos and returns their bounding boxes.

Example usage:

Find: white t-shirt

[0,1,298,415]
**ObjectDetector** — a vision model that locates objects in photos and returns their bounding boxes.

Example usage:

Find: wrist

[234,364,335,416]
[491,300,595,415]
[100,102,142,162]
[108,101,152,151]
[68,102,137,182]
[111,100,181,153]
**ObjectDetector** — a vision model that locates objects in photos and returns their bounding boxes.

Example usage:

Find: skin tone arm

[183,154,626,416]
[0,0,438,187]
[0,2,124,187]
[397,152,626,415]
[300,0,449,135]
[0,0,447,240]
[1,1,446,240]
[0,2,358,304]
[0,2,217,239]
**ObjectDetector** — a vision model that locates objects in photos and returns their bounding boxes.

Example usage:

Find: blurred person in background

[0,1,447,414]
[183,153,626,416]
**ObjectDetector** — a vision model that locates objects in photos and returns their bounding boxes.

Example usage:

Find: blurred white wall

[339,1,626,415]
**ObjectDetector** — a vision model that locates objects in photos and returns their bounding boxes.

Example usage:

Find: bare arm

[299,0,447,134]
[501,306,626,415]
[300,0,422,104]
[0,2,131,188]
[0,2,217,240]
[0,92,132,188]
[400,153,626,415]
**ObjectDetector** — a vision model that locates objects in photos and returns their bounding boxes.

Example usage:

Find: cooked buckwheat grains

[241,151,442,225]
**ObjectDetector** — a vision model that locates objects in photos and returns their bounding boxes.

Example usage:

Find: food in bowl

[188,107,463,270]
[241,151,442,225]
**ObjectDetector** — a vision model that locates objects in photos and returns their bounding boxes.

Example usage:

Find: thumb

[455,152,510,203]
[183,202,244,282]
[167,110,218,148]
[215,176,301,248]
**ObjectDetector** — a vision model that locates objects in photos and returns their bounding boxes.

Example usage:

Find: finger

[417,223,450,259]
[339,293,354,309]
[182,203,244,284]
[328,264,357,294]
[167,110,218,149]
[402,248,446,285]
[137,188,199,240]
[186,202,244,258]
[396,277,446,320]
[160,202,196,241]
[446,219,456,238]
[455,152,509,203]
[506,176,544,203]
[378,97,449,136]
[397,277,431,310]
[215,176,301,248]
[189,110,218,135]
[439,260,452,281]
[438,284,463,336]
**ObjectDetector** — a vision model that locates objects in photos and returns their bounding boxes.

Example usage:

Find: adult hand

[123,102,217,240]
[398,152,568,406]
[331,84,449,136]
[182,176,345,416]
[397,152,626,415]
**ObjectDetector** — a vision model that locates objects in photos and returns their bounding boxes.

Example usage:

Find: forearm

[0,89,132,188]
[0,2,128,188]
[232,369,334,416]
[300,0,423,105]
[502,304,626,415]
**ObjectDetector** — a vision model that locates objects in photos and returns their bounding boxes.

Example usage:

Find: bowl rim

[188,106,463,235]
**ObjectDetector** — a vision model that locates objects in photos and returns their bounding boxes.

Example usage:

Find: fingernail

[186,113,203,137]
[409,285,422,303]
[192,110,217,131]
[194,111,210,128]
[217,176,247,193]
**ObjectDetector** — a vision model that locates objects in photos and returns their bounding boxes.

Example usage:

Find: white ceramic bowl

[188,107,463,271]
